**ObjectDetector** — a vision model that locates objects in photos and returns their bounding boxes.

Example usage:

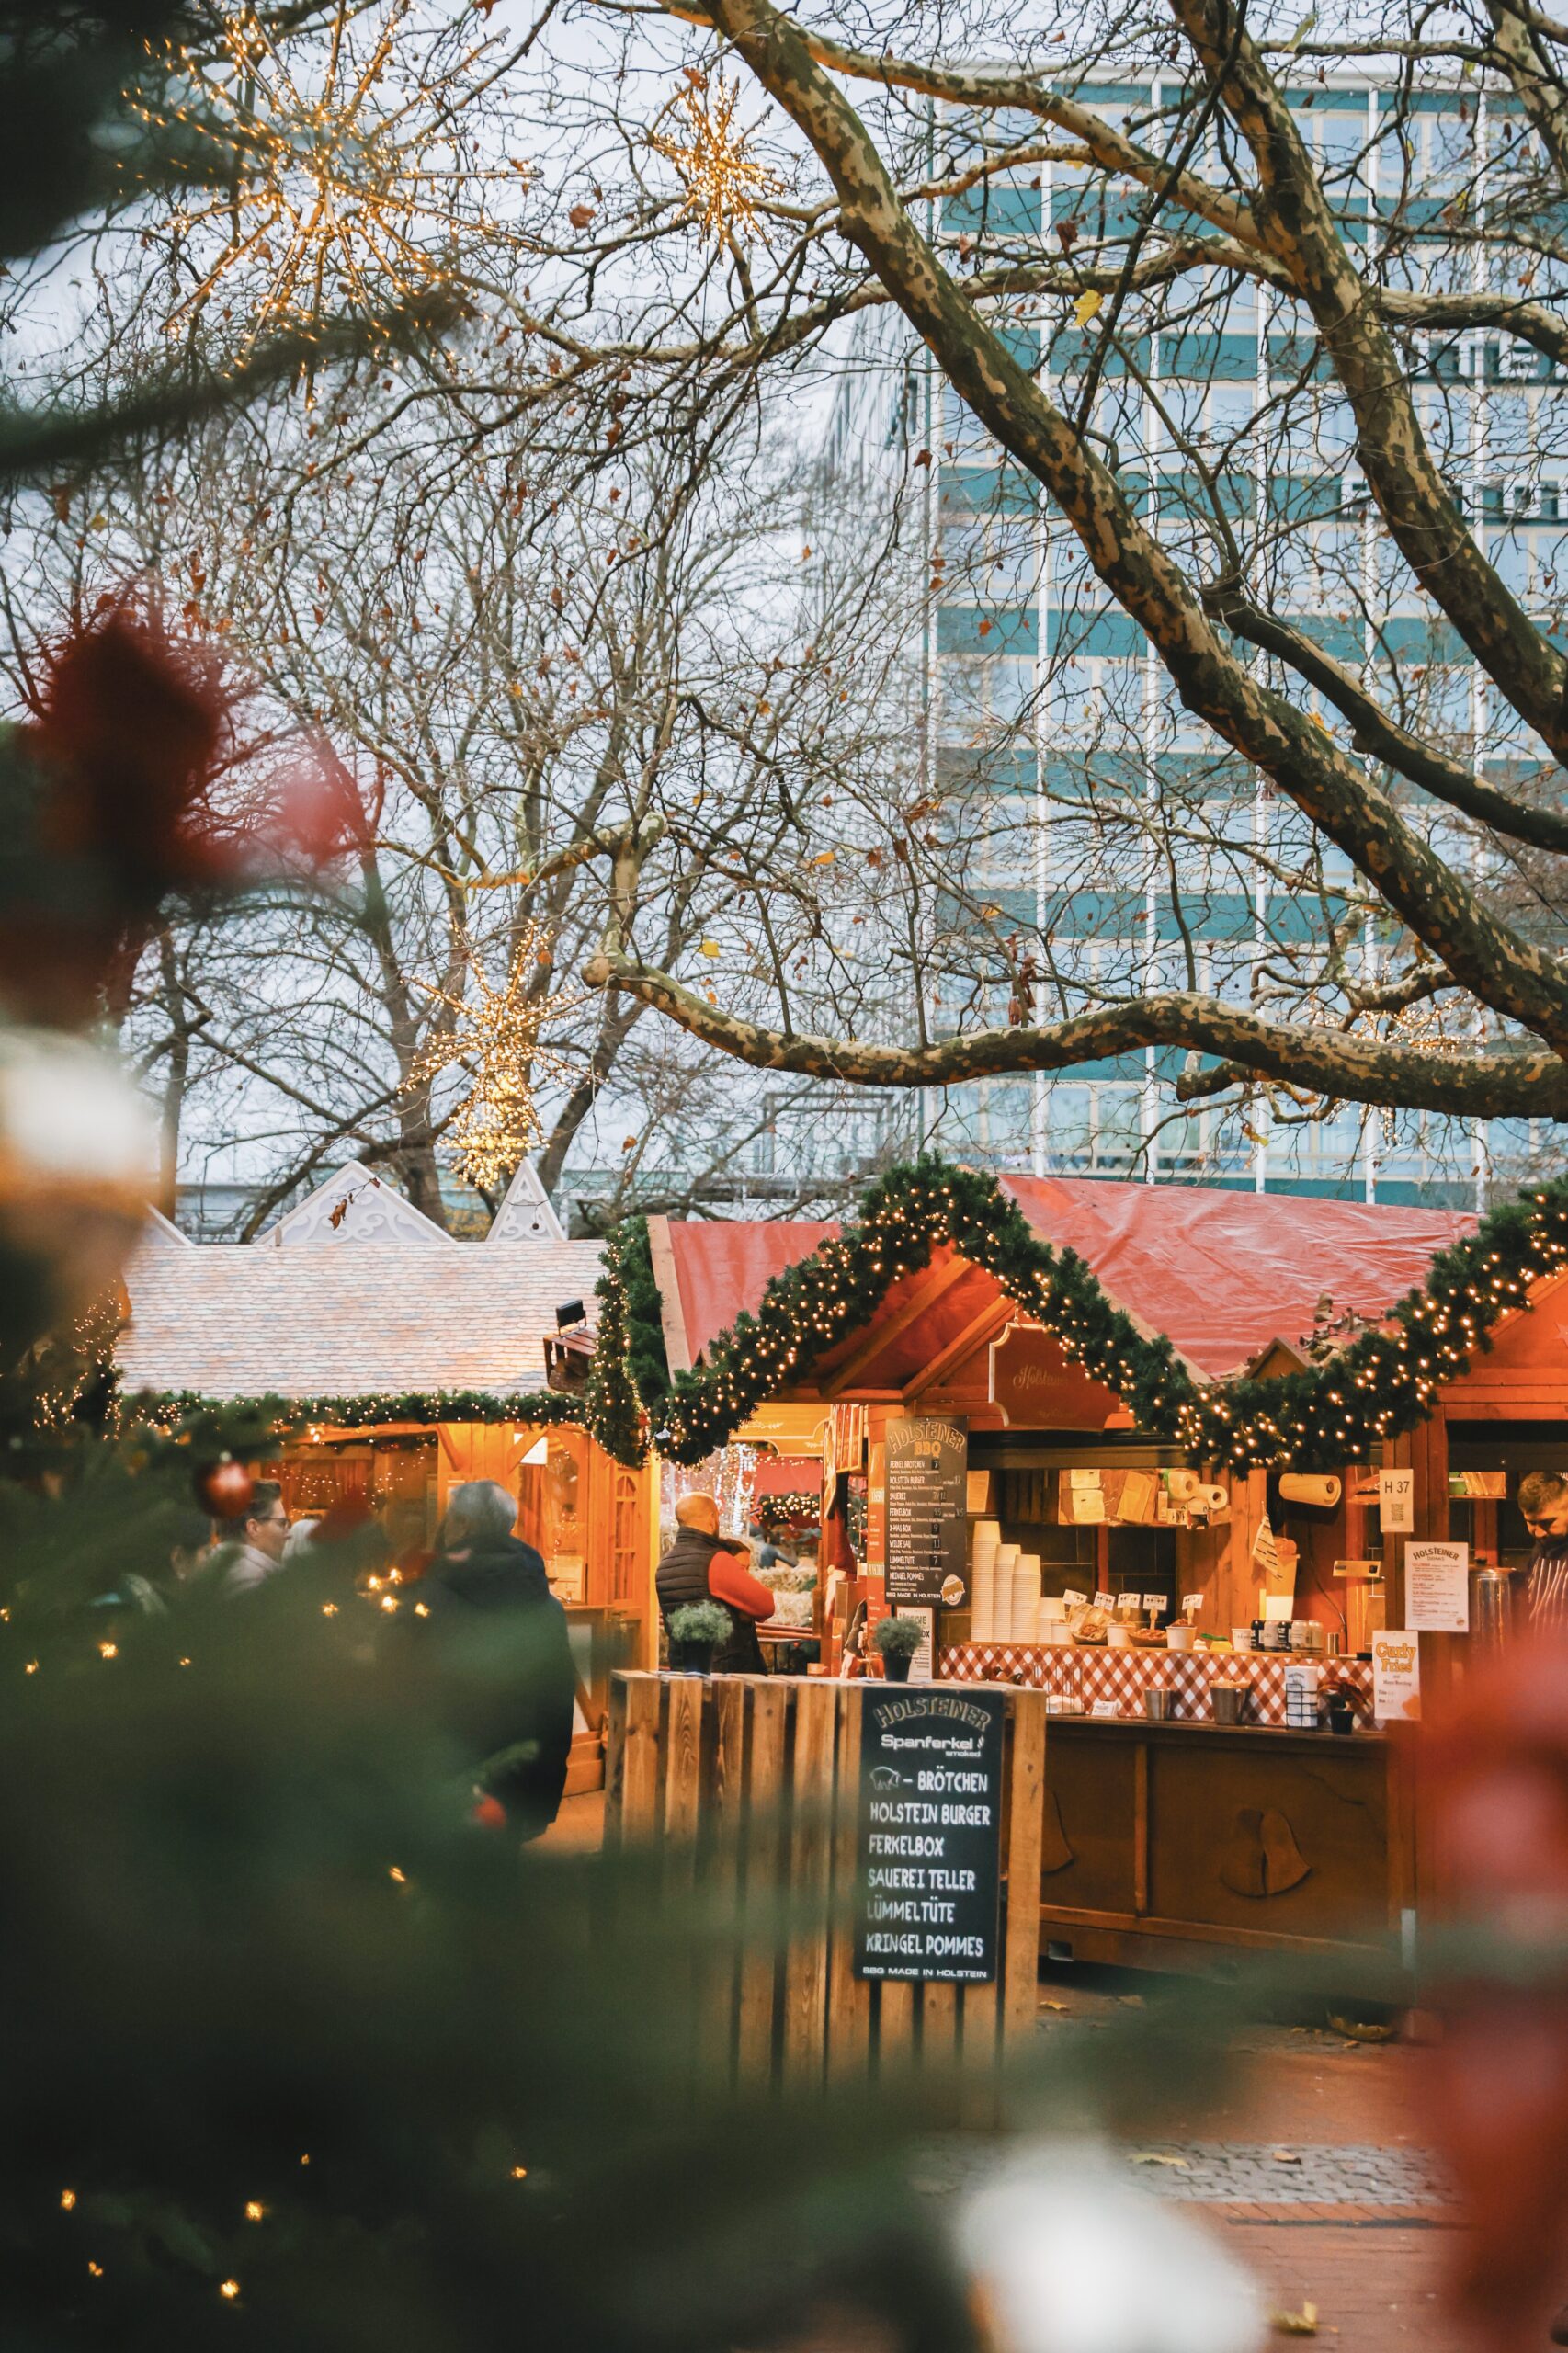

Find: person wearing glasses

[202,1481,291,1598]
[1517,1472,1568,1635]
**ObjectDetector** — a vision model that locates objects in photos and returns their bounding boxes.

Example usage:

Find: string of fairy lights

[128,1,532,351]
[134,1159,1568,1478]
[648,72,783,243]
[404,923,581,1193]
[126,1,781,367]
[639,1161,1568,1474]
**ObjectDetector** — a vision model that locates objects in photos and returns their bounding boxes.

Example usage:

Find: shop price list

[884,1414,967,1606]
[853,1688,1004,1984]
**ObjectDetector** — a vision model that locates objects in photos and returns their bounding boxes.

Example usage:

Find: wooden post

[605,1672,1047,2090]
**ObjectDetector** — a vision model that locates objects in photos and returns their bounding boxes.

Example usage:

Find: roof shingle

[118,1233,607,1400]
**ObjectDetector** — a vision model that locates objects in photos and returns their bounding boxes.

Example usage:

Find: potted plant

[873,1614,926,1684]
[666,1599,732,1675]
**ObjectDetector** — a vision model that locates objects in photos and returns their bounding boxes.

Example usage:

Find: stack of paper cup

[1013,1552,1041,1646]
[993,1543,1020,1642]
[971,1531,998,1642]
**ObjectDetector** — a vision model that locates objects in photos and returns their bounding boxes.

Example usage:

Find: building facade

[822,74,1559,1208]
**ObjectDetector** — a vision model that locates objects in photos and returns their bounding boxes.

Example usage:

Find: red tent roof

[659,1177,1476,1383]
[751,1456,824,1497]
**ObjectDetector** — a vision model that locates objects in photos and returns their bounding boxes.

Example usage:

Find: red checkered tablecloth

[937,1642,1373,1728]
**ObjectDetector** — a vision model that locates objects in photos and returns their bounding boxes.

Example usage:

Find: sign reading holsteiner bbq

[854,1687,1005,1984]
[884,1414,968,1606]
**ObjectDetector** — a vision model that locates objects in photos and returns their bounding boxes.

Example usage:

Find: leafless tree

[12,0,1568,1171]
[0,356,924,1226]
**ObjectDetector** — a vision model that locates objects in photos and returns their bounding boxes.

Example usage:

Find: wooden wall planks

[605,1671,1047,2092]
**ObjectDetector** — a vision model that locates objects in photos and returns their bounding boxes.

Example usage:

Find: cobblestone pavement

[1123,2140,1457,2209]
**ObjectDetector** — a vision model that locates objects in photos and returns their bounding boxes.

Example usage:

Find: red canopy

[750,1456,823,1498]
[659,1177,1475,1383]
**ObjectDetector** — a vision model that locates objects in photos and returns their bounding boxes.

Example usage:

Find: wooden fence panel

[825,1685,872,2082]
[608,1671,665,1843]
[1003,1688,1049,2045]
[606,1672,1047,2093]
[736,1679,789,2084]
[782,1678,837,2093]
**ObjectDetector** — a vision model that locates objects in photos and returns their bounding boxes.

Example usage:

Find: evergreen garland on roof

[131,1222,653,1469]
[641,1158,1568,1472]
[135,1160,1568,1475]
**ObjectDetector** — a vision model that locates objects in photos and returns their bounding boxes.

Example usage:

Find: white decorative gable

[265,1161,454,1247]
[486,1157,566,1245]
[142,1205,194,1247]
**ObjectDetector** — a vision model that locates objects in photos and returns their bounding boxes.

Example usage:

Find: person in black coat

[415,1480,576,1841]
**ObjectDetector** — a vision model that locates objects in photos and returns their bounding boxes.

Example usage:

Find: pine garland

[131,1224,654,1469]
[639,1158,1568,1472]
[616,1215,671,1406]
[135,1159,1568,1477]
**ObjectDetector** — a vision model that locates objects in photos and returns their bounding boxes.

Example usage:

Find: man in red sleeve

[655,1493,775,1673]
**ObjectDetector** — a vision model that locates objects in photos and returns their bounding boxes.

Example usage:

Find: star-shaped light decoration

[406,926,579,1192]
[132,1,531,349]
[649,71,783,244]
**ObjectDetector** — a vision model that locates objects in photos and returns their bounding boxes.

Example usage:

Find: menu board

[854,1686,1005,1983]
[885,1415,968,1606]
[1405,1540,1470,1633]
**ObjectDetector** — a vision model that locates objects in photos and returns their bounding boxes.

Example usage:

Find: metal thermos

[1472,1568,1514,1651]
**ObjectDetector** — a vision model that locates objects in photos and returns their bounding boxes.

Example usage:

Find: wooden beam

[822,1251,974,1395]
[903,1295,1017,1399]
[645,1214,692,1374]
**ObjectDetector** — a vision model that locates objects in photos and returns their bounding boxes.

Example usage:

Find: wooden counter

[1037,1715,1413,1994]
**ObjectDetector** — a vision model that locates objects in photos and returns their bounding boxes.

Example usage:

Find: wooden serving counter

[1037,1715,1413,1994]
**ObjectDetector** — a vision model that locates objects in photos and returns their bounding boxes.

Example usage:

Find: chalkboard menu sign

[854,1686,1005,1984]
[885,1414,968,1606]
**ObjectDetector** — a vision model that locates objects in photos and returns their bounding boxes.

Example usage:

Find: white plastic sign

[1379,1468,1415,1534]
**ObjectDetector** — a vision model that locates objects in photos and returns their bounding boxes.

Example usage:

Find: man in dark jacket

[1518,1470,1568,1637]
[655,1493,768,1675]
[416,1480,576,1840]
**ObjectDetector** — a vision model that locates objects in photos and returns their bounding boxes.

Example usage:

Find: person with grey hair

[414,1480,575,1839]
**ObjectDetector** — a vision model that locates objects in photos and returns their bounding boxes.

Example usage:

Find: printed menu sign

[855,1686,1005,1984]
[885,1415,968,1606]
[1372,1630,1422,1723]
[1405,1540,1470,1633]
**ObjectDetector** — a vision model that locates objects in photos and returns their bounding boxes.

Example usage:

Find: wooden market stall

[639,1171,1525,1986]
[118,1160,661,1787]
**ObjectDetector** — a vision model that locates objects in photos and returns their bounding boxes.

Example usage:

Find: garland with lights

[616,1216,672,1408]
[637,1158,1568,1472]
[133,1224,653,1468]
[135,1160,1568,1476]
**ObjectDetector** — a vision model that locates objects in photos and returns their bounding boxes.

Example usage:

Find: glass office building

[821,75,1558,1208]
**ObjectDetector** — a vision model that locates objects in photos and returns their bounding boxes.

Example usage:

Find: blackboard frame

[885,1413,968,1607]
[854,1684,1006,1984]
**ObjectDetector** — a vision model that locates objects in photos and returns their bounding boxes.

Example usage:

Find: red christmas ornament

[196,1459,254,1520]
[472,1795,508,1830]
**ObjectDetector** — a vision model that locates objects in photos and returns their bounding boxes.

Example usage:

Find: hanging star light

[132,1,532,347]
[406,926,580,1191]
[649,71,783,243]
